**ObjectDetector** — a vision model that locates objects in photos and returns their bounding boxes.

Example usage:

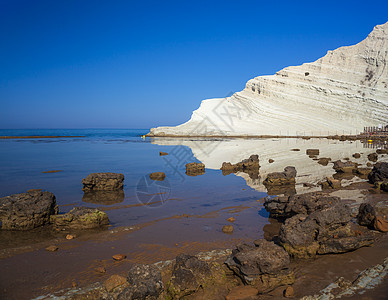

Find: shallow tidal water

[0,129,387,299]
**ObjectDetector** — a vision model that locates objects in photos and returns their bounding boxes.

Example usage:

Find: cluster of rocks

[358,203,388,232]
[220,154,260,179]
[263,191,377,259]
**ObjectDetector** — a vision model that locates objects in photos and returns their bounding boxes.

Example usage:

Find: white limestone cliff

[149,22,388,137]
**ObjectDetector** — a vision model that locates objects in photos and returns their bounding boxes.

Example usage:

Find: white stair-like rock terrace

[149,22,388,137]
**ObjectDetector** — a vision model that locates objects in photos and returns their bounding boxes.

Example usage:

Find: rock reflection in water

[82,190,125,205]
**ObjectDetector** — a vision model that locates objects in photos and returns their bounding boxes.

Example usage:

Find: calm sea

[0,129,265,228]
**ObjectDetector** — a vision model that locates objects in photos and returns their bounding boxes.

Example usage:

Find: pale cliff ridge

[149,22,388,137]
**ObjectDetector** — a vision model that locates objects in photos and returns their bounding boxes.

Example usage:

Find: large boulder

[117,264,163,300]
[167,254,211,298]
[221,155,260,179]
[225,240,294,293]
[185,162,205,176]
[263,166,297,187]
[279,203,374,258]
[50,207,109,229]
[368,162,388,184]
[82,173,124,192]
[0,190,58,230]
[264,192,340,219]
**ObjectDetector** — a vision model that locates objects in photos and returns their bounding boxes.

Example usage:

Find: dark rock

[319,177,341,189]
[367,152,378,162]
[357,203,376,227]
[50,207,109,229]
[317,158,331,166]
[279,203,373,258]
[263,166,296,187]
[332,160,358,173]
[291,149,300,151]
[221,155,260,179]
[82,173,124,192]
[368,162,388,184]
[264,192,340,219]
[0,190,58,230]
[382,182,388,192]
[159,151,168,156]
[356,168,372,176]
[306,149,319,156]
[352,153,361,159]
[167,254,211,298]
[82,190,125,205]
[269,159,275,163]
[225,240,294,293]
[118,264,163,300]
[149,172,166,181]
[185,162,205,176]
[376,149,388,154]
[265,185,296,197]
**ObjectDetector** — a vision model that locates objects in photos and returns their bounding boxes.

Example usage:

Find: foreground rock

[279,203,374,258]
[264,192,340,219]
[368,162,388,184]
[82,172,124,192]
[221,155,260,179]
[185,162,205,176]
[0,190,58,230]
[117,264,163,300]
[263,166,296,187]
[225,240,294,293]
[50,207,109,229]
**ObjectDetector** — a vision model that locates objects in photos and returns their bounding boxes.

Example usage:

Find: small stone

[66,234,75,240]
[112,254,126,261]
[291,149,300,151]
[306,149,319,156]
[104,274,127,292]
[95,267,106,274]
[222,225,234,233]
[374,216,388,232]
[45,245,58,252]
[227,217,236,223]
[72,281,77,288]
[284,286,294,297]
[353,153,361,159]
[159,151,168,156]
[269,159,275,163]
[149,172,166,181]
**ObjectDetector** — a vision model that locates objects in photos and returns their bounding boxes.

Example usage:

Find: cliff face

[149,22,388,137]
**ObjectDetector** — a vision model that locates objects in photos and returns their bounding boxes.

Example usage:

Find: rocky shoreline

[1,148,388,299]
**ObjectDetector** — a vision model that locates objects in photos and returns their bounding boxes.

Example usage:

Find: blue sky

[1,0,387,129]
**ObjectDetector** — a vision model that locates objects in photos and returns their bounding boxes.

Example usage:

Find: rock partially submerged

[0,190,58,230]
[50,207,109,229]
[263,166,296,187]
[82,172,124,192]
[185,162,205,176]
[225,240,294,293]
[279,203,374,258]
[221,155,260,179]
[264,192,340,219]
[149,172,166,181]
[332,160,358,173]
[368,162,388,184]
[82,190,125,205]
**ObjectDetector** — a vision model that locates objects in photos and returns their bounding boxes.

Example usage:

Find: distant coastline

[0,136,85,139]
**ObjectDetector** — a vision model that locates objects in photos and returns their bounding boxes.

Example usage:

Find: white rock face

[149,22,388,137]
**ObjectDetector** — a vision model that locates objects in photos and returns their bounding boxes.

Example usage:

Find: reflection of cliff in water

[82,190,125,205]
[151,137,388,194]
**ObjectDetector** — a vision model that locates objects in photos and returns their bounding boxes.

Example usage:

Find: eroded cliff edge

[149,22,388,137]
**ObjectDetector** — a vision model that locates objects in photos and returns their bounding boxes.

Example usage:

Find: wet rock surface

[264,192,340,219]
[117,264,163,300]
[263,166,296,187]
[82,172,124,192]
[279,203,374,258]
[50,207,109,229]
[185,162,205,176]
[0,190,58,230]
[225,239,294,293]
[82,190,125,205]
[357,203,376,227]
[221,155,260,179]
[149,172,166,181]
[368,152,378,162]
